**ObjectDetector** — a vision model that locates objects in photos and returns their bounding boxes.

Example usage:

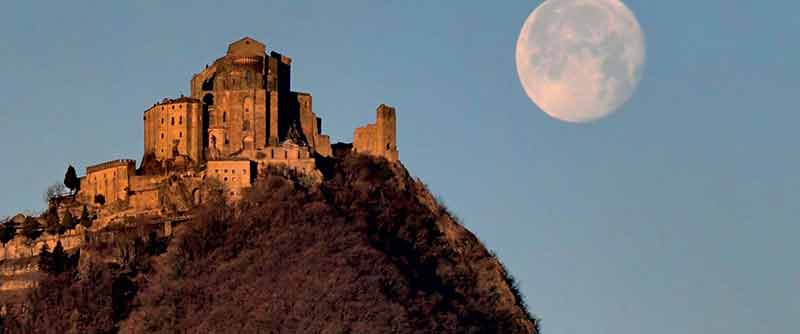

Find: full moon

[516,0,645,123]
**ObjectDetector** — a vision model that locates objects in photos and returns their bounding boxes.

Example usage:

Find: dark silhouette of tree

[79,205,93,228]
[94,194,106,206]
[38,241,77,275]
[20,217,42,241]
[45,211,64,236]
[38,244,53,273]
[62,211,76,230]
[64,165,80,195]
[51,241,66,273]
[0,221,16,245]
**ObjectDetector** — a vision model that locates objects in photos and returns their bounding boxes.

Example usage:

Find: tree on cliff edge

[64,165,80,195]
[20,217,42,241]
[0,222,16,245]
[62,211,77,230]
[79,205,93,229]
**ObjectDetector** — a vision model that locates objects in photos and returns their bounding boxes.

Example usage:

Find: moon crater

[516,0,646,122]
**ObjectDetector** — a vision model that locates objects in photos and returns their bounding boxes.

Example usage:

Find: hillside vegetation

[2,155,539,334]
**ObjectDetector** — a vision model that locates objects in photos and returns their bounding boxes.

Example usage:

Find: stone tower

[177,37,331,162]
[353,104,399,161]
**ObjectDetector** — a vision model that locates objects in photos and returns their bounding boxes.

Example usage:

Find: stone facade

[143,97,203,162]
[184,37,332,162]
[0,36,405,296]
[68,37,400,216]
[207,160,256,200]
[79,159,136,205]
[353,104,399,161]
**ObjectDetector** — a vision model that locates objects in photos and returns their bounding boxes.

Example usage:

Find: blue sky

[0,1,797,333]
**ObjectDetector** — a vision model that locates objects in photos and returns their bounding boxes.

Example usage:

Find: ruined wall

[316,134,332,157]
[353,124,376,155]
[144,99,203,162]
[376,104,399,161]
[79,160,135,205]
[353,105,399,161]
[290,93,332,157]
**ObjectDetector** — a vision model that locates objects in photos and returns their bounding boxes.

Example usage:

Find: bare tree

[44,183,68,204]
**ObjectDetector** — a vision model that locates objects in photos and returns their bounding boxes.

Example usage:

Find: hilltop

[2,155,538,334]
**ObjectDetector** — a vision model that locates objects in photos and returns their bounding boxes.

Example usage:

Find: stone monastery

[78,37,398,217]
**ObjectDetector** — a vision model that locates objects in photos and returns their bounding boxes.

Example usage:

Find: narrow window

[223,112,227,123]
[179,116,183,124]
[179,132,183,138]
[171,117,175,125]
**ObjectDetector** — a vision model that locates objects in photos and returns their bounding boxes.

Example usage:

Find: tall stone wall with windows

[143,98,203,162]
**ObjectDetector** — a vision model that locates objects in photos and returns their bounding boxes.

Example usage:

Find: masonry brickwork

[353,104,399,161]
[69,37,399,217]
[1,36,403,295]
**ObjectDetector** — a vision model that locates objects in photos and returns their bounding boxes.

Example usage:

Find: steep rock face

[4,156,538,334]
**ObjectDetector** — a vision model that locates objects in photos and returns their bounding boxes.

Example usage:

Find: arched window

[179,132,183,138]
[171,117,175,125]
[222,112,227,123]
[203,93,214,106]
[179,116,182,125]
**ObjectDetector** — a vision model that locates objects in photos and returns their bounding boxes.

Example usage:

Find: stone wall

[129,175,165,212]
[79,160,136,205]
[0,259,39,294]
[353,104,399,161]
[207,160,256,199]
[143,98,203,162]
[1,228,86,261]
[206,89,269,159]
[188,37,332,160]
